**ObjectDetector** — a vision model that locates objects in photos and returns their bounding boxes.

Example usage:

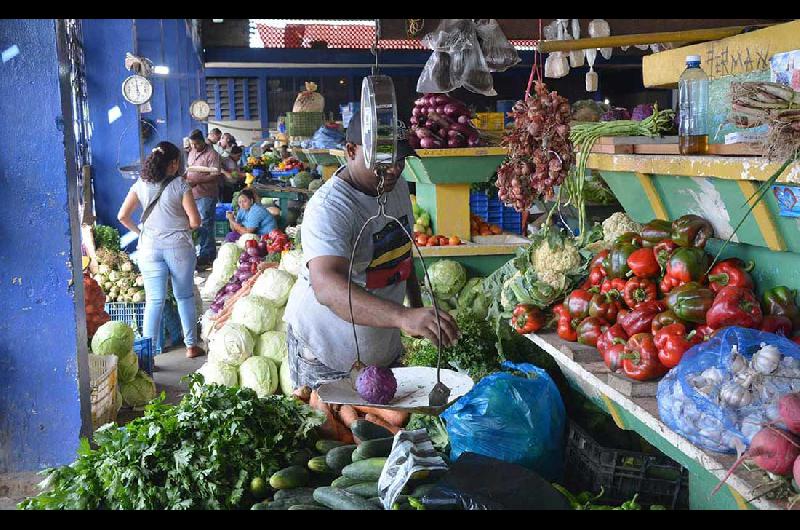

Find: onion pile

[408,93,484,150]
[210,240,268,314]
[498,81,573,212]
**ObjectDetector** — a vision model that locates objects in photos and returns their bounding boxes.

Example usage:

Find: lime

[250,477,269,501]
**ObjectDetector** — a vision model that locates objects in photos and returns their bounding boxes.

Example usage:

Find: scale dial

[189,99,211,121]
[360,76,398,173]
[121,74,153,105]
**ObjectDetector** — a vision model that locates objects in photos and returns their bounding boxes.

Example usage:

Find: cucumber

[411,483,436,498]
[289,448,314,467]
[341,457,388,482]
[307,455,333,474]
[251,502,269,510]
[325,444,356,473]
[308,472,337,488]
[350,419,393,441]
[367,496,383,508]
[264,499,291,510]
[330,475,362,489]
[352,437,394,461]
[315,439,347,454]
[269,465,310,490]
[345,481,379,498]
[288,504,330,511]
[274,487,316,505]
[312,487,380,510]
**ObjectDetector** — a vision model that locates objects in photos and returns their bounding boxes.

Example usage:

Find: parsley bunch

[20,375,324,510]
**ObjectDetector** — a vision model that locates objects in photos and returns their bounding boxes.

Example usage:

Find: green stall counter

[413,242,524,279]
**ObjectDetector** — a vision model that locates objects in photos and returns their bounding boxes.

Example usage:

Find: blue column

[135,19,167,151]
[82,19,139,231]
[0,19,92,473]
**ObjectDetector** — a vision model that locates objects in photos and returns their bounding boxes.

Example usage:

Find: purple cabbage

[631,103,654,122]
[600,107,631,122]
[224,231,241,243]
[355,366,398,405]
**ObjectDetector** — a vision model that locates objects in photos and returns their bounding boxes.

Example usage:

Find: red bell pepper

[654,323,702,369]
[617,300,667,337]
[651,310,686,334]
[615,232,644,247]
[604,340,627,373]
[564,289,594,320]
[665,282,715,324]
[622,333,668,381]
[553,303,567,319]
[627,247,660,279]
[588,266,606,287]
[511,304,545,335]
[576,317,609,347]
[705,286,763,330]
[641,219,673,247]
[590,250,610,272]
[665,247,710,284]
[659,274,685,295]
[588,293,622,323]
[759,315,793,337]
[623,278,658,309]
[245,238,259,249]
[597,323,628,357]
[707,258,754,293]
[600,278,627,297]
[671,214,714,249]
[695,324,716,341]
[654,239,679,270]
[557,315,578,342]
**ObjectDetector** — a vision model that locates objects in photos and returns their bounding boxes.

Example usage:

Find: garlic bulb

[729,347,747,374]
[751,344,781,375]
[720,381,753,408]
[701,367,724,385]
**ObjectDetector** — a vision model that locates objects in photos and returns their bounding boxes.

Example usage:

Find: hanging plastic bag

[657,327,800,454]
[474,19,520,73]
[441,361,566,481]
[309,124,345,150]
[420,452,572,510]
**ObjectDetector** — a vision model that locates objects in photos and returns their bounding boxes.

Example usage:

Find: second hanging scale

[316,75,473,416]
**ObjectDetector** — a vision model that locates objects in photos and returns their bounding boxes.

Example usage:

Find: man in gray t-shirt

[283,111,460,391]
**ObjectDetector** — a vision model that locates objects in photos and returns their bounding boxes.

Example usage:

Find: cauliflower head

[532,239,581,275]
[602,212,642,243]
[537,270,568,291]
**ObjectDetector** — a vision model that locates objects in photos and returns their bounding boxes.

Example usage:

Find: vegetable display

[408,93,483,150]
[498,81,573,211]
[20,377,324,510]
[91,248,145,304]
[83,272,111,340]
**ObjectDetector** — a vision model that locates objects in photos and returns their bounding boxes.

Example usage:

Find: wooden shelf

[527,331,789,510]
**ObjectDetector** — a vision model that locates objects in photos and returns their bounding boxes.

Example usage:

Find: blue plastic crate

[215,202,233,222]
[134,337,154,375]
[104,302,169,355]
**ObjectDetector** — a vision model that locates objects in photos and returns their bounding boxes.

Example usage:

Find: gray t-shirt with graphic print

[283,169,416,373]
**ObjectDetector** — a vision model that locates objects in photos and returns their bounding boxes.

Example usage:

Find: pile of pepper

[262,229,293,262]
[550,214,800,382]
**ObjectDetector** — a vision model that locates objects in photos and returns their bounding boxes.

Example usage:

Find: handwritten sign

[705,43,771,79]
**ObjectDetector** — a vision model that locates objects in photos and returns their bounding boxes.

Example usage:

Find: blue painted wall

[83,19,204,233]
[0,19,91,473]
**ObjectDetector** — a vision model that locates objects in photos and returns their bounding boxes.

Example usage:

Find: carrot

[365,414,401,435]
[338,405,359,427]
[353,406,409,427]
[310,391,355,443]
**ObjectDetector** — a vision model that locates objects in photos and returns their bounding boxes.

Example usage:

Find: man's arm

[309,255,459,347]
[186,171,219,185]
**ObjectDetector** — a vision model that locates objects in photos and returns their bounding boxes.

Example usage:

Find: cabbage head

[456,277,489,320]
[91,321,135,358]
[196,361,239,387]
[428,260,467,300]
[278,249,304,277]
[120,371,156,408]
[279,358,294,396]
[251,268,295,307]
[208,322,254,367]
[117,350,140,384]
[254,331,288,366]
[230,295,278,335]
[237,233,260,250]
[239,356,278,397]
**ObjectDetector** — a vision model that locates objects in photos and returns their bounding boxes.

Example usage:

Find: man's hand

[400,307,460,348]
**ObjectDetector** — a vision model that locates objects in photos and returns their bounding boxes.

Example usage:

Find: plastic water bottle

[678,55,709,155]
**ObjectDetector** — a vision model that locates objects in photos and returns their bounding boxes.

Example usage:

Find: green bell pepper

[671,214,714,248]
[641,219,673,247]
[666,282,715,324]
[604,242,637,279]
[762,286,800,328]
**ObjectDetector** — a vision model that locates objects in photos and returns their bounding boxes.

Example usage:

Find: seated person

[226,188,277,237]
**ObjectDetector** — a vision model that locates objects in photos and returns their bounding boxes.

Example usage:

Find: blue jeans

[195,196,217,262]
[138,244,198,351]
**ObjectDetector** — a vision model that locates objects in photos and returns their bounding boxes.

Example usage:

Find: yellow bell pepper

[245,173,254,186]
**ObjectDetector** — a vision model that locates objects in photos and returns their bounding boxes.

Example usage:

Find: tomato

[439,236,450,246]
[427,238,439,247]
[490,225,502,235]
[449,236,461,246]
[415,234,428,246]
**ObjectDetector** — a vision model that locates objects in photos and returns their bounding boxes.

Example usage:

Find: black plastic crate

[563,420,689,509]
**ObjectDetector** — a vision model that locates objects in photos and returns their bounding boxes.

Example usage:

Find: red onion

[407,135,421,149]
[467,134,482,147]
[246,247,260,258]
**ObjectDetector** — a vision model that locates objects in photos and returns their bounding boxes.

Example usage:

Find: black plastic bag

[421,452,572,510]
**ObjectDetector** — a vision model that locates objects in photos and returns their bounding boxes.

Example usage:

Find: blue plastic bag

[441,361,566,481]
[657,327,800,454]
[309,125,345,150]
